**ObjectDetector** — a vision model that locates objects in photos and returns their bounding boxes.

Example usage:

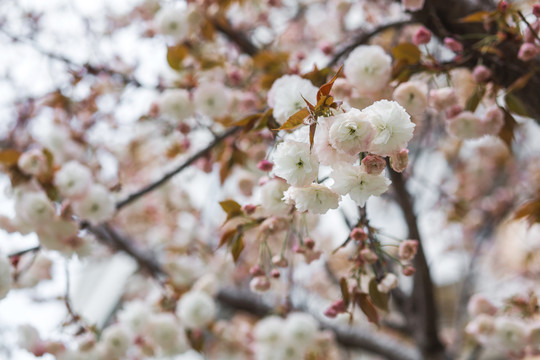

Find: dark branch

[115,126,241,210]
[210,17,259,56]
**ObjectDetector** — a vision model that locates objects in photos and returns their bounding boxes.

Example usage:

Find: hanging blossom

[54,161,93,199]
[267,74,318,125]
[328,108,375,156]
[393,81,428,116]
[331,165,391,207]
[272,140,319,187]
[283,183,340,214]
[344,45,392,93]
[363,100,416,156]
[72,184,115,224]
[159,88,194,122]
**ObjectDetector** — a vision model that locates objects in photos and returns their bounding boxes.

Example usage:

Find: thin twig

[115,126,241,210]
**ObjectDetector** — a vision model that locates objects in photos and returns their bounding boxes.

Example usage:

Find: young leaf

[309,122,317,150]
[465,86,485,112]
[368,278,389,312]
[231,233,245,263]
[391,43,421,65]
[505,93,529,117]
[275,108,310,130]
[356,292,380,324]
[166,44,189,71]
[459,11,492,23]
[0,149,21,166]
[316,65,343,102]
[218,227,237,248]
[499,108,518,149]
[514,198,540,225]
[506,72,534,94]
[339,277,350,307]
[219,200,243,221]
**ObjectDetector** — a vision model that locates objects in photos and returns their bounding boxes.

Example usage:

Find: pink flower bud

[444,37,463,53]
[319,41,334,55]
[242,204,257,215]
[467,294,498,317]
[249,265,265,277]
[498,1,508,12]
[445,104,463,119]
[413,26,431,45]
[402,265,416,276]
[270,269,280,278]
[361,154,386,175]
[272,255,288,268]
[473,65,491,83]
[350,227,368,242]
[324,306,338,318]
[534,4,540,18]
[250,276,271,292]
[518,43,538,61]
[257,160,274,172]
[402,0,425,11]
[390,149,409,173]
[304,237,315,249]
[360,249,378,264]
[429,87,458,111]
[398,239,419,261]
[293,244,305,254]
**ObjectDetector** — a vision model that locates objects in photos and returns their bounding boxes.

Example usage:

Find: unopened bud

[402,265,416,276]
[304,237,315,250]
[249,264,265,277]
[534,4,540,18]
[518,43,538,62]
[361,154,386,175]
[360,249,378,264]
[270,269,280,278]
[413,26,431,45]
[250,276,271,292]
[473,65,491,83]
[272,255,288,268]
[399,239,419,261]
[350,227,368,242]
[242,204,257,215]
[257,160,274,172]
[444,37,463,53]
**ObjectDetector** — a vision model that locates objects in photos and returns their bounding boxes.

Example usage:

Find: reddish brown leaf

[316,65,343,102]
[0,149,21,166]
[356,292,380,324]
[391,43,421,65]
[309,122,317,150]
[275,108,310,130]
[167,44,189,71]
[368,278,389,312]
[459,11,492,23]
[231,233,245,263]
[514,199,540,225]
[499,108,518,149]
[340,277,350,307]
[218,228,237,248]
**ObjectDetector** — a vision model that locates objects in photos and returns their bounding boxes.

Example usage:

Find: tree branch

[210,17,259,56]
[388,167,446,360]
[115,126,241,210]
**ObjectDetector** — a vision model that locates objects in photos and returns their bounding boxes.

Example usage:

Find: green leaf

[505,93,529,117]
[275,108,310,130]
[391,43,421,65]
[459,11,492,23]
[368,278,389,311]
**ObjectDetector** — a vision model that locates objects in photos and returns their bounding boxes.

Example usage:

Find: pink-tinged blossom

[328,108,375,156]
[363,100,415,156]
[259,179,289,216]
[250,276,271,292]
[444,37,463,53]
[267,75,318,125]
[36,219,79,253]
[393,81,428,116]
[283,183,340,214]
[18,149,47,176]
[377,273,399,293]
[272,140,319,187]
[360,248,378,263]
[361,154,386,175]
[390,149,409,173]
[481,106,504,135]
[155,6,189,42]
[398,239,418,261]
[344,45,392,93]
[15,191,56,226]
[146,313,188,356]
[72,184,115,224]
[465,314,495,344]
[473,65,492,83]
[402,265,416,276]
[350,227,368,242]
[257,159,274,172]
[413,26,431,45]
[0,254,12,300]
[429,87,458,111]
[284,312,318,348]
[446,104,463,119]
[101,324,131,358]
[494,317,528,352]
[254,316,284,345]
[54,161,93,199]
[446,111,485,139]
[159,88,193,121]
[518,43,538,62]
[313,117,357,166]
[177,291,216,329]
[467,294,498,317]
[193,82,231,118]
[402,0,425,11]
[331,165,391,206]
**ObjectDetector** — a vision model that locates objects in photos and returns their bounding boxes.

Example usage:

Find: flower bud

[242,204,257,215]
[304,237,315,250]
[402,265,416,276]
[467,294,498,317]
[390,149,409,173]
[249,264,265,277]
[472,65,491,83]
[444,37,463,53]
[270,269,280,278]
[350,227,368,242]
[518,43,538,61]
[360,249,378,264]
[429,87,458,111]
[257,160,274,172]
[272,255,288,268]
[361,154,386,175]
[534,4,540,18]
[399,239,419,261]
[250,276,271,292]
[413,26,431,45]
